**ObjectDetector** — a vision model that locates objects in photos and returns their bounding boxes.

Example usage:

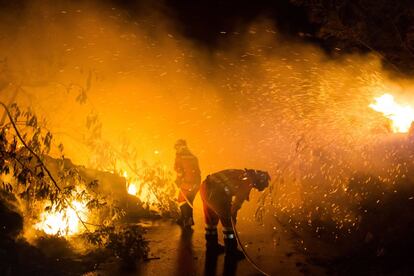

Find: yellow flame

[127,182,138,196]
[122,169,158,205]
[126,179,158,205]
[139,184,157,204]
[369,93,414,133]
[35,200,87,236]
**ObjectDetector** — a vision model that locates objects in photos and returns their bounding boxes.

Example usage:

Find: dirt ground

[97,195,326,276]
[4,188,413,275]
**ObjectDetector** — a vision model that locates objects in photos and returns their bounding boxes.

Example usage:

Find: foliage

[290,0,414,73]
[0,103,147,262]
[84,225,148,266]
[0,104,57,204]
[134,161,179,217]
[255,133,414,260]
[83,108,179,217]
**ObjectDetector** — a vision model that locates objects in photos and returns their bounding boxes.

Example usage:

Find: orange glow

[124,171,158,205]
[369,93,414,133]
[34,200,88,236]
[127,182,138,196]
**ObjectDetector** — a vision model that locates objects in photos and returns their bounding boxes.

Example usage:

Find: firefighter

[200,169,270,257]
[174,139,201,228]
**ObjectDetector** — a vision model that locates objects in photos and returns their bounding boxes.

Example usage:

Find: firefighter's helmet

[253,170,271,191]
[174,139,187,150]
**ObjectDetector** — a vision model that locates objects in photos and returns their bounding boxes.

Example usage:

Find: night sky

[115,0,414,74]
[114,0,317,47]
[2,0,414,64]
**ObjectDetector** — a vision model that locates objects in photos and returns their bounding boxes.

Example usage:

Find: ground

[97,195,326,276]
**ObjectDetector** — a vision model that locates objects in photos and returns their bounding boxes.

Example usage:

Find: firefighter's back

[201,169,246,201]
[176,149,201,184]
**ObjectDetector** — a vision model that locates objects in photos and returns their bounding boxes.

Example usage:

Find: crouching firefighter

[200,169,270,258]
[174,139,201,228]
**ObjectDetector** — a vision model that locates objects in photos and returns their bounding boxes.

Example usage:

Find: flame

[127,182,138,196]
[34,200,88,236]
[369,93,414,133]
[139,184,157,204]
[127,180,158,204]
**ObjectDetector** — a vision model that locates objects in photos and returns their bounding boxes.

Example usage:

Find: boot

[177,205,186,226]
[180,204,194,228]
[187,206,194,226]
[205,229,224,254]
[185,216,194,227]
[224,237,245,260]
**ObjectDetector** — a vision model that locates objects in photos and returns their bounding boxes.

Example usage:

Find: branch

[0,101,90,232]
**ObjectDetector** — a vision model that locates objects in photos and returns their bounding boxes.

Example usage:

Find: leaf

[76,89,87,105]
[17,170,29,184]
[87,179,99,189]
[37,170,45,178]
[58,143,64,153]
[2,165,10,175]
[2,182,13,193]
[86,70,92,91]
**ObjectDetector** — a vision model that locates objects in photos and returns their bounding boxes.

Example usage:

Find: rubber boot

[224,237,245,260]
[187,205,194,226]
[205,231,224,254]
[181,204,194,229]
[177,205,186,226]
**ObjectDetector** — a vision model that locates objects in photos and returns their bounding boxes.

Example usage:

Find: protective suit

[200,169,270,257]
[174,139,201,228]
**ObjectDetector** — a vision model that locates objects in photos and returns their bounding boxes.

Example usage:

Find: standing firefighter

[200,169,270,258]
[174,139,201,228]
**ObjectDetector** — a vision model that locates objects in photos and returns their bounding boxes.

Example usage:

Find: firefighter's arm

[231,198,243,215]
[231,195,246,222]
[231,186,252,221]
[230,198,243,224]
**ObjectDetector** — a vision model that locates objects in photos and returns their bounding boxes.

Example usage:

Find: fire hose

[179,188,195,209]
[179,189,270,276]
[231,217,271,276]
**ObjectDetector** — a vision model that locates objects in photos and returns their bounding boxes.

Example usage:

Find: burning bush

[82,109,179,218]
[254,96,414,272]
[0,102,148,273]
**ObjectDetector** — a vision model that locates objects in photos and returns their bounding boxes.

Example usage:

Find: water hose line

[231,217,271,276]
[182,180,269,275]
[179,188,194,209]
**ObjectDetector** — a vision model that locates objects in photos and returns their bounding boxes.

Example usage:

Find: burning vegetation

[0,102,178,274]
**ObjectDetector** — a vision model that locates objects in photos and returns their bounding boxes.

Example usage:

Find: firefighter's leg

[179,186,198,228]
[185,189,197,226]
[203,199,224,251]
[177,190,189,227]
[220,207,245,259]
[179,204,192,227]
[202,203,224,253]
[200,181,224,253]
[183,204,193,227]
